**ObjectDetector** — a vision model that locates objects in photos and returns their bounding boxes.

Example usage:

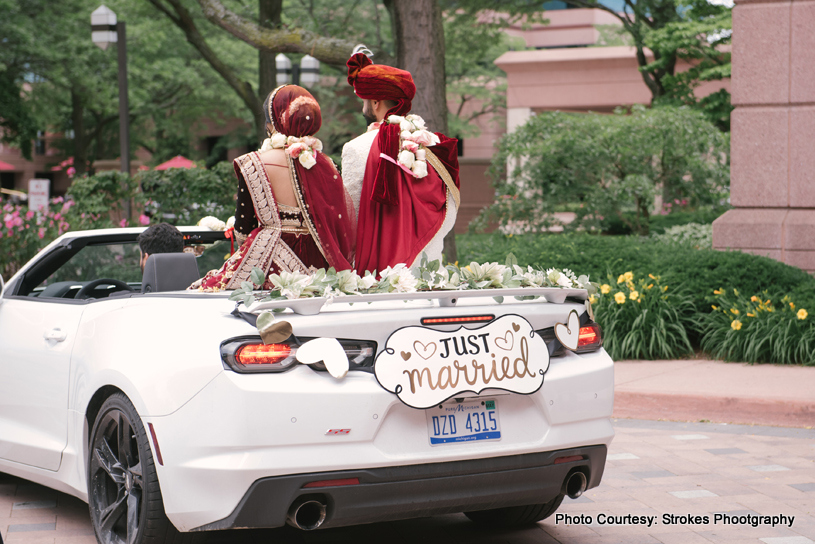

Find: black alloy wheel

[88,393,182,544]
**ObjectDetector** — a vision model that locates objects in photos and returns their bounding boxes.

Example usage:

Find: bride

[193,85,356,292]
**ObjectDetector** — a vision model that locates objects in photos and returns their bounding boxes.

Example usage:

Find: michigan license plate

[426,399,501,445]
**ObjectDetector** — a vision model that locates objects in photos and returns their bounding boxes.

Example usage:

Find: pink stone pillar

[713,0,815,273]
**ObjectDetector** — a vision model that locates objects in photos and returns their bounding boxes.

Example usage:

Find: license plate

[426,399,501,445]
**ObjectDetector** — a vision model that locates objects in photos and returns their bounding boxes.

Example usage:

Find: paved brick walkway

[2,419,814,544]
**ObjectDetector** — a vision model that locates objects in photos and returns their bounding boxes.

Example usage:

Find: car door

[0,295,84,471]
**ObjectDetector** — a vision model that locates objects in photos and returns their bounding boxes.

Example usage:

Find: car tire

[88,392,193,544]
[464,494,564,527]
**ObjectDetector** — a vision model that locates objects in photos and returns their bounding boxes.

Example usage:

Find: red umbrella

[154,155,196,170]
[0,160,15,171]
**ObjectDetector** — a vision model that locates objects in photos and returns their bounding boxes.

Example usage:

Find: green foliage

[441,2,540,139]
[565,0,732,130]
[456,232,815,318]
[139,163,235,225]
[651,223,712,249]
[698,290,815,365]
[476,106,730,236]
[643,0,733,130]
[65,171,140,220]
[593,272,695,360]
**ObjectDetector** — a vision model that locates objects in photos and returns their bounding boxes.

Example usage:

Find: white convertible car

[0,227,614,544]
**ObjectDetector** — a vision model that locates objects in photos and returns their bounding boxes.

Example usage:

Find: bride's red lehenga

[193,86,356,292]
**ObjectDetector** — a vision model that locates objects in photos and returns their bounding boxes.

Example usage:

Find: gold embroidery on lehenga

[224,152,308,289]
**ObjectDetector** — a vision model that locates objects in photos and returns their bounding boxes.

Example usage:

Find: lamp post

[275,54,320,87]
[91,5,131,219]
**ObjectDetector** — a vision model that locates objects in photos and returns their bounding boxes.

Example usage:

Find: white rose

[358,274,377,290]
[226,216,235,229]
[401,130,412,140]
[397,150,415,169]
[388,115,404,125]
[406,114,426,130]
[411,160,428,178]
[259,138,274,153]
[415,148,426,161]
[271,133,287,149]
[400,119,413,132]
[557,274,573,288]
[299,151,317,169]
[198,216,226,231]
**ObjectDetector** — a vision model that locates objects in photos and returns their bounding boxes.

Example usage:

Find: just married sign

[374,315,551,409]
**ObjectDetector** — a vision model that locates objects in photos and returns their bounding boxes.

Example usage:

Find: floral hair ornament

[384,114,440,178]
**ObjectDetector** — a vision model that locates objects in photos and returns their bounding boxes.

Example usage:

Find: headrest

[141,253,200,293]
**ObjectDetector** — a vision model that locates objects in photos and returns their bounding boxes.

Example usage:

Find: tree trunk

[386,0,456,262]
[257,0,282,142]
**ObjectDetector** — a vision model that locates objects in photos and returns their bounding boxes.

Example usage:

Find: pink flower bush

[139,214,150,226]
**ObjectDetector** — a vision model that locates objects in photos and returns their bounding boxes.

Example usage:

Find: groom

[342,52,460,275]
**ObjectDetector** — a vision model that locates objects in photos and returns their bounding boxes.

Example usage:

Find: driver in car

[138,223,184,272]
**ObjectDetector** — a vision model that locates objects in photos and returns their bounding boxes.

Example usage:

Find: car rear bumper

[193,444,607,531]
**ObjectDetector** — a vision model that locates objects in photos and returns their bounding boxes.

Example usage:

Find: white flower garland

[385,114,440,178]
[259,132,323,169]
[230,253,598,305]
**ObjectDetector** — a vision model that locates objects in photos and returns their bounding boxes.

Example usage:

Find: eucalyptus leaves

[229,253,597,307]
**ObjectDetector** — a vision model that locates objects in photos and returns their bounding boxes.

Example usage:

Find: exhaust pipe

[286,499,327,530]
[564,471,588,499]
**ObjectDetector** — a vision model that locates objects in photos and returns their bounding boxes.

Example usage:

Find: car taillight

[220,337,378,374]
[221,339,299,373]
[575,323,603,353]
[236,344,292,365]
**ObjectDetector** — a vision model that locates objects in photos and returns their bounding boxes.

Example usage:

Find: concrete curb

[614,390,815,428]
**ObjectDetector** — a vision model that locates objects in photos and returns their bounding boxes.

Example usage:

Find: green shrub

[457,232,815,317]
[651,223,712,249]
[139,162,235,225]
[475,106,730,235]
[698,290,815,365]
[593,272,696,360]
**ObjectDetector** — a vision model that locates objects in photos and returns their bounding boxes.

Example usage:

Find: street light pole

[117,21,130,182]
[91,5,130,220]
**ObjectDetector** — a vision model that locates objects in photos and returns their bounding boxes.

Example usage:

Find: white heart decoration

[554,310,580,351]
[295,338,349,379]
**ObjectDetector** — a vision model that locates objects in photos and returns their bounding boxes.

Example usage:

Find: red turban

[347,53,415,118]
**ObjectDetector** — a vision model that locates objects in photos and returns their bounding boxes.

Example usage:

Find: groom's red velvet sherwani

[342,53,461,274]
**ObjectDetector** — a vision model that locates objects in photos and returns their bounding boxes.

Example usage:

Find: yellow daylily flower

[663,285,669,292]
[798,309,808,320]
[624,271,634,282]
[589,295,597,304]
[617,275,625,284]
[730,308,739,315]
[600,284,611,294]
[789,302,795,310]
[648,273,656,280]
[731,320,742,331]
[629,291,639,300]
[614,292,626,304]
[747,313,755,317]
[713,289,723,295]
[751,296,759,302]
[712,305,718,310]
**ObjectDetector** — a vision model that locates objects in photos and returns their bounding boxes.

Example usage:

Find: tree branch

[195,0,369,65]
[146,0,260,117]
